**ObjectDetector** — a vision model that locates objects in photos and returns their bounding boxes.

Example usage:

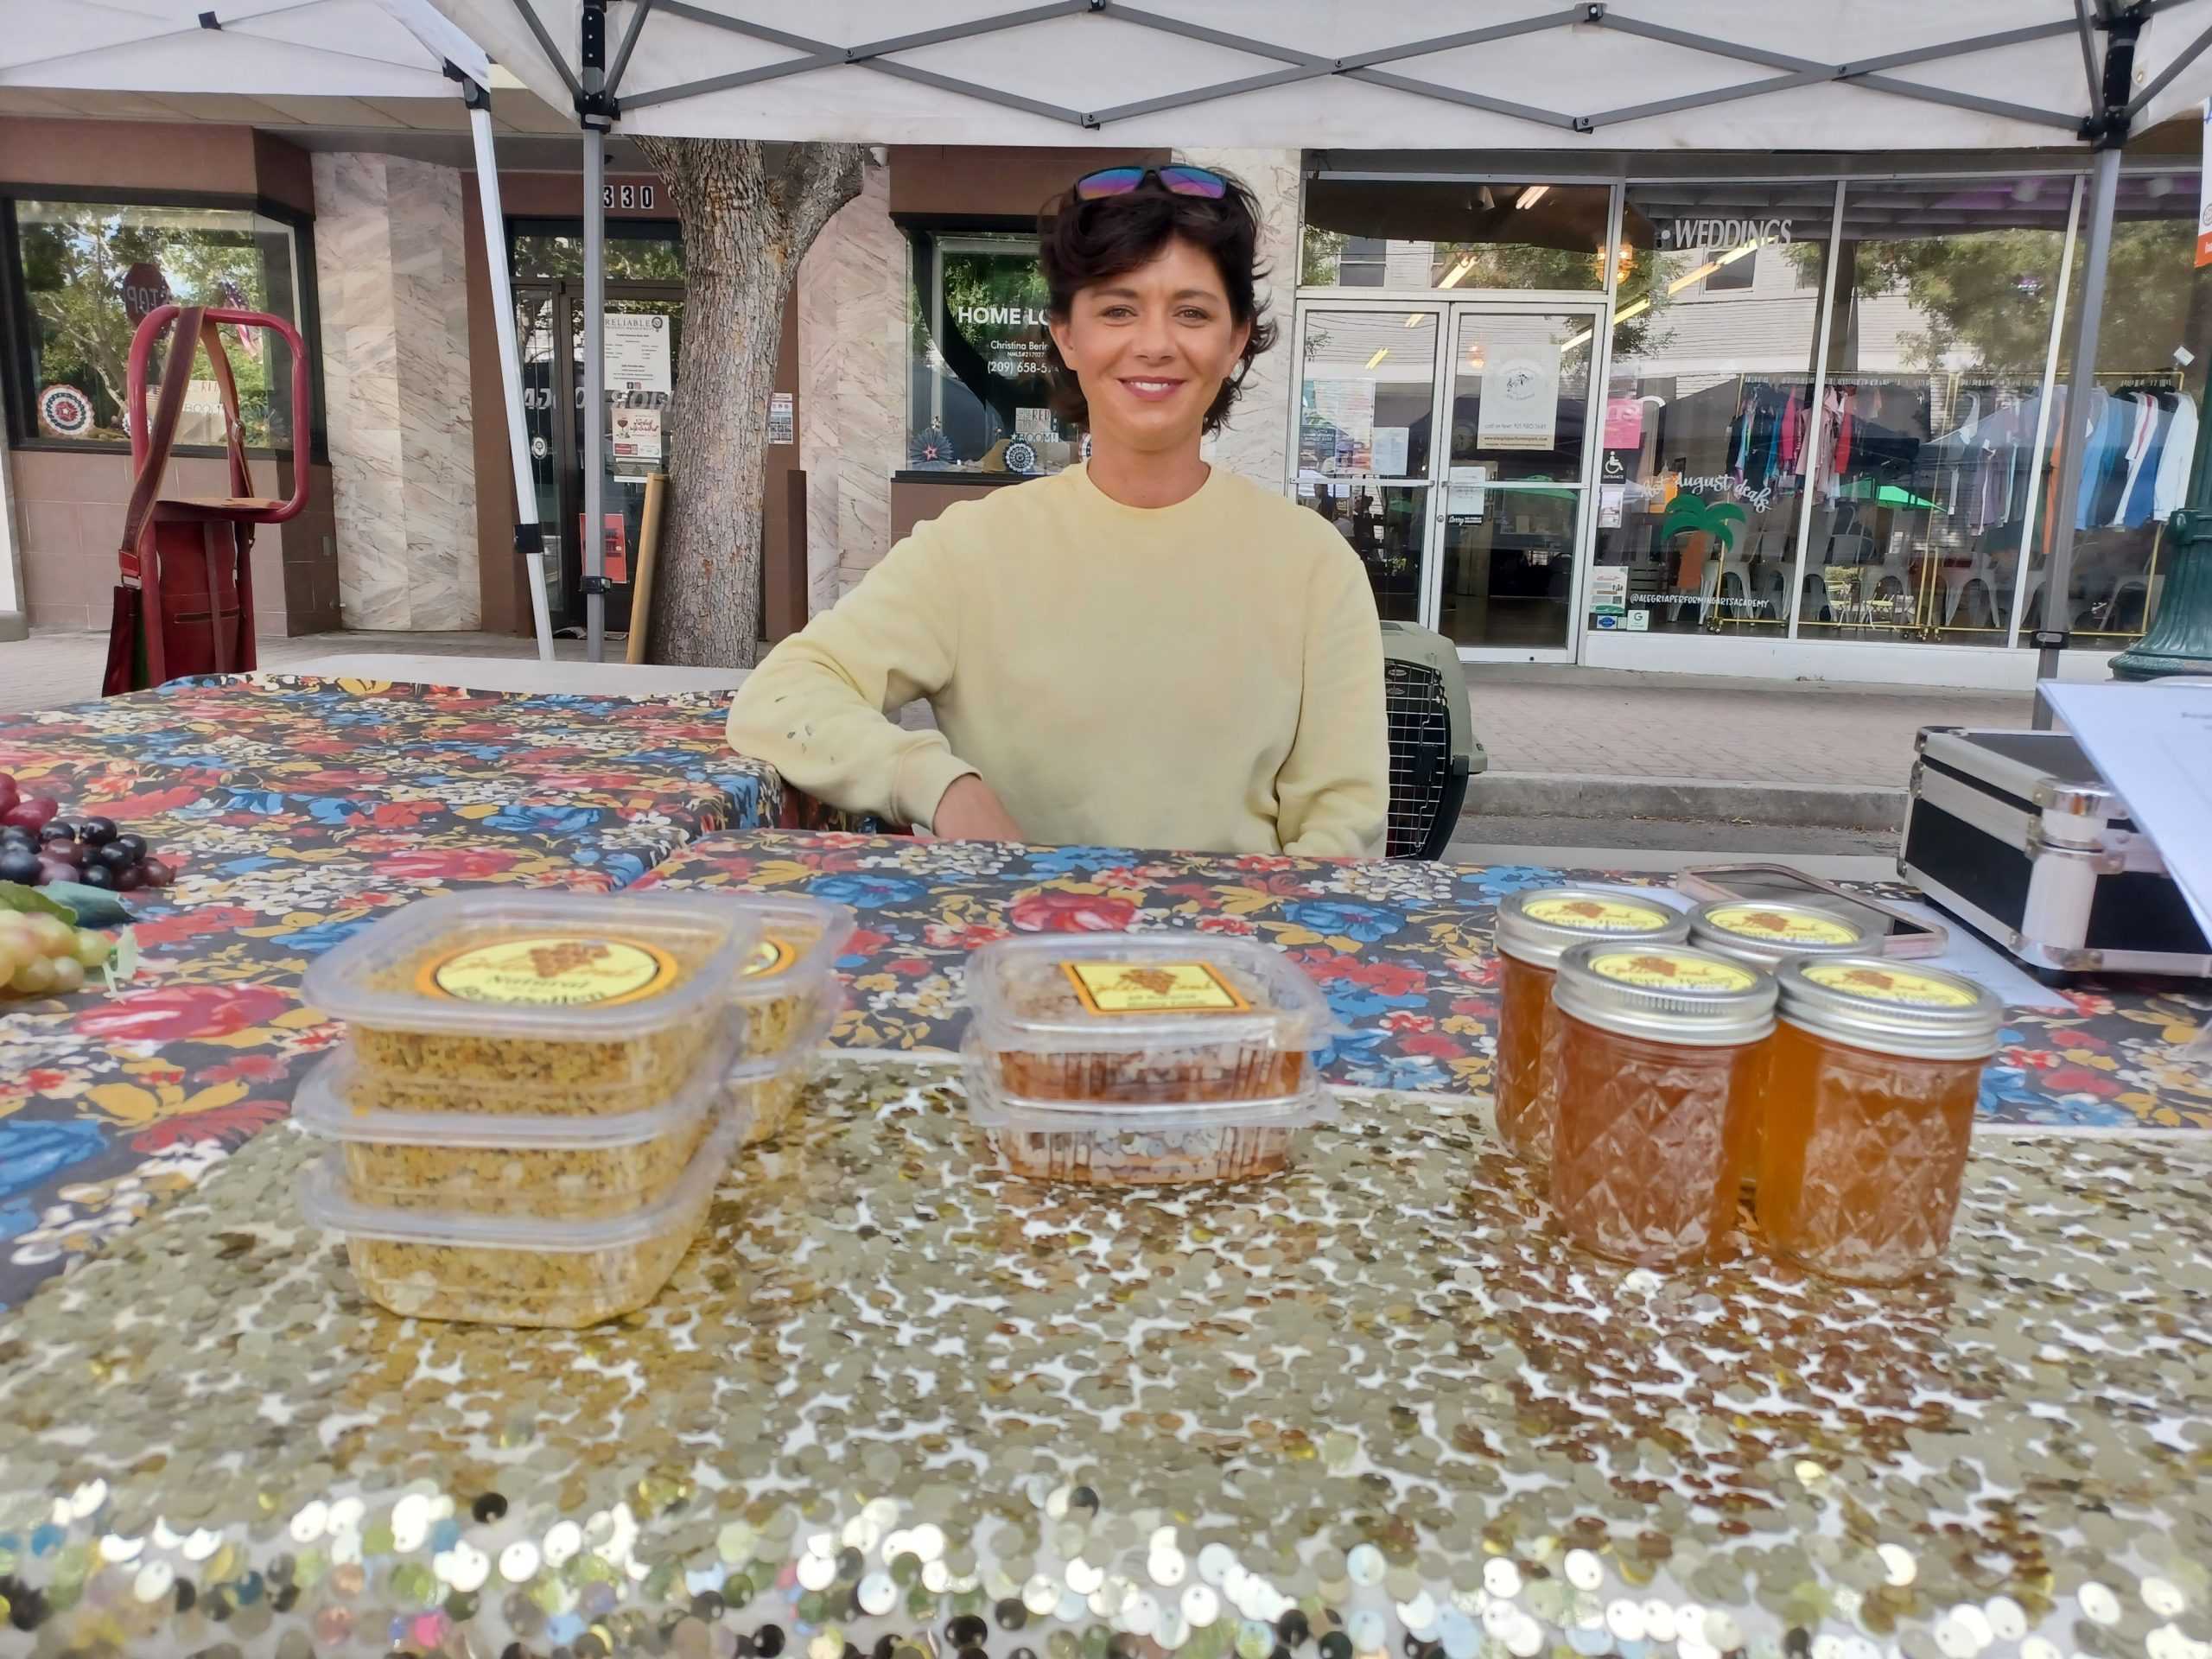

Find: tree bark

[632,137,866,666]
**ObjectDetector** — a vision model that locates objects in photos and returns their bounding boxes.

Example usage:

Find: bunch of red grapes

[0,772,175,893]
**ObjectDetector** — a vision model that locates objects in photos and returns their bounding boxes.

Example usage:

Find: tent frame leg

[467,93,556,664]
[580,0,610,664]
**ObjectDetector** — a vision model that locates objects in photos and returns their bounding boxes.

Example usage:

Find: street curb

[1463,771,1908,832]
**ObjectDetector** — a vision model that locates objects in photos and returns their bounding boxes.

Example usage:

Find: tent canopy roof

[0,0,490,101]
[436,0,2212,152]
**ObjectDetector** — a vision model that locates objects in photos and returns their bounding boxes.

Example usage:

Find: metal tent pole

[2033,143,2120,727]
[466,91,556,664]
[580,0,611,664]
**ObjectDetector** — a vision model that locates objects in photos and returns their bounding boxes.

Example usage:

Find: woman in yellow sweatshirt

[728,164,1389,856]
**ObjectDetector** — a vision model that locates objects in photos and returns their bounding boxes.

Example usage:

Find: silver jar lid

[1494,887,1689,969]
[1553,941,1777,1047]
[1686,899,1878,968]
[1775,957,2004,1061]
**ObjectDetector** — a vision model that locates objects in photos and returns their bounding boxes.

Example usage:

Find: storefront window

[2040,168,2212,647]
[906,231,1083,476]
[1592,181,1839,639]
[1800,175,2075,648]
[9,198,308,450]
[1302,179,1611,291]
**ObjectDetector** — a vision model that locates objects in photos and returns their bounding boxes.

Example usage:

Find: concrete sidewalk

[1462,664,2026,832]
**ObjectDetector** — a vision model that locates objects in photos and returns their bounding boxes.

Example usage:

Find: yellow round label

[1800,961,1980,1007]
[418,933,678,1007]
[743,936,798,979]
[1522,894,1676,933]
[1704,904,1862,945]
[1586,949,1760,994]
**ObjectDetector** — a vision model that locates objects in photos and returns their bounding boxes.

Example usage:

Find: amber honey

[1754,958,2000,1285]
[1546,944,1776,1270]
[1491,889,1688,1164]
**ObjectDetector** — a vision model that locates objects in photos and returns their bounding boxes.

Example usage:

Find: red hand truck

[101,303,312,695]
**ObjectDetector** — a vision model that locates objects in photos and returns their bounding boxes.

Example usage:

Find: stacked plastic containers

[298,889,849,1327]
[963,933,1338,1185]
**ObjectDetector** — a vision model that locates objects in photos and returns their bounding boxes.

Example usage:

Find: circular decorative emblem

[1004,440,1039,475]
[38,385,93,438]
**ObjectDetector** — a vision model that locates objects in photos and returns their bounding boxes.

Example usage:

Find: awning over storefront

[0,0,554,664]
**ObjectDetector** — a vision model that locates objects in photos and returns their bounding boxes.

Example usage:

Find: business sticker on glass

[1478,346,1560,451]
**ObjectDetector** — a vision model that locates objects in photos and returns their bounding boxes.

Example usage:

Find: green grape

[23,913,72,956]
[0,932,28,982]
[48,956,86,994]
[73,929,111,969]
[10,957,56,995]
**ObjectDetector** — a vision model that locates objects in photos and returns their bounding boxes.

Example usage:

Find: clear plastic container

[720,895,855,1143]
[964,1039,1336,1185]
[302,890,760,1117]
[730,981,846,1146]
[964,933,1336,1106]
[300,1115,740,1328]
[295,1028,744,1220]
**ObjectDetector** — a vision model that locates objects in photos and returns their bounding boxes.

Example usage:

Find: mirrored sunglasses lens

[1076,168,1146,199]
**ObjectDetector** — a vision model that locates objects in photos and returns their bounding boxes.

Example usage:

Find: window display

[9,197,309,451]
[906,232,1083,476]
[1592,181,1840,639]
[1797,176,2074,647]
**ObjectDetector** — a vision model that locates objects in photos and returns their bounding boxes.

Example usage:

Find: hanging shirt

[2112,394,2161,529]
[2153,392,2198,518]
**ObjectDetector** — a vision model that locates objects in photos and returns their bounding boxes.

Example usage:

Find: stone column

[312,153,480,630]
[1181,148,1301,491]
[798,154,905,607]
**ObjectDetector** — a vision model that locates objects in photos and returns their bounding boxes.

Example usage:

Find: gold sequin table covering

[0,1059,2206,1659]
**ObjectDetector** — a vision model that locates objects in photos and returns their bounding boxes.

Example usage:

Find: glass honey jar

[1756,957,2002,1286]
[1491,889,1689,1164]
[1685,899,1879,1192]
[1548,943,1777,1270]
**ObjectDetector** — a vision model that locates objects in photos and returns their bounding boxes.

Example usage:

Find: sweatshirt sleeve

[1276,542,1390,858]
[726,515,979,832]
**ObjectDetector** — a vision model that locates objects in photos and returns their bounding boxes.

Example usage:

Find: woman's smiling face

[1047,234,1251,459]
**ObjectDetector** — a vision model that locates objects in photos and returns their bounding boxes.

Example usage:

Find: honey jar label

[1586,949,1761,993]
[418,933,680,1007]
[1063,961,1253,1016]
[743,936,798,979]
[1521,894,1676,932]
[1800,961,1980,1007]
[1703,905,1860,945]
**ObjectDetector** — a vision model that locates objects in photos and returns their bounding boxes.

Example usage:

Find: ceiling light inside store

[1437,253,1480,289]
[1403,312,1427,327]
[1516,186,1550,210]
[1364,347,1390,369]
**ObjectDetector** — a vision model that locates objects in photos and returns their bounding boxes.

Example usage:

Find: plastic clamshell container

[301,1114,741,1328]
[964,1039,1336,1185]
[295,1026,745,1220]
[302,890,761,1116]
[730,979,847,1145]
[964,932,1337,1106]
[720,894,855,1140]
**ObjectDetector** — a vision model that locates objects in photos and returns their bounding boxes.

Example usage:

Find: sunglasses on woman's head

[1073,165,1229,201]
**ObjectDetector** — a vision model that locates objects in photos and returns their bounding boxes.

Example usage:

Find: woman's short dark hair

[1038,167,1277,436]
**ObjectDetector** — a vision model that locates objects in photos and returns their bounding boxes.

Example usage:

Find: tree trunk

[633,137,865,667]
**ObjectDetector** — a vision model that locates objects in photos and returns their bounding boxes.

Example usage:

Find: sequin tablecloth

[644,835,2212,1132]
[0,1060,2207,1659]
[0,676,779,1309]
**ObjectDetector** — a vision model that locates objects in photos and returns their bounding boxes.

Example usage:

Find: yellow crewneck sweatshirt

[727,462,1389,856]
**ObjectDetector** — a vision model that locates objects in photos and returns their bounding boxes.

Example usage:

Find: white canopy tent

[0,0,556,663]
[430,0,2212,697]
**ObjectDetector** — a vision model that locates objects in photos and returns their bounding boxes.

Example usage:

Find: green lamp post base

[2112,509,2212,680]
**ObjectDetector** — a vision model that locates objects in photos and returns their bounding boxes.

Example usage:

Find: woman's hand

[928,775,1025,842]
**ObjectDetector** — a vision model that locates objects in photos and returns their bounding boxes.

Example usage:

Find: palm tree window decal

[1658,493,1749,628]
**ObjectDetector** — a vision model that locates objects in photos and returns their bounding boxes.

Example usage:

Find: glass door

[1290,305,1443,626]
[513,288,568,625]
[1433,305,1603,658]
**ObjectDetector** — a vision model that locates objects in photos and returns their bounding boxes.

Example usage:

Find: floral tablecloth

[644,833,2212,1130]
[0,676,779,1309]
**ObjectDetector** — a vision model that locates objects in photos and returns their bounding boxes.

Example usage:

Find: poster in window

[767,392,795,445]
[612,407,663,468]
[1302,379,1376,473]
[926,241,1071,467]
[603,314,672,394]
[1478,346,1560,451]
